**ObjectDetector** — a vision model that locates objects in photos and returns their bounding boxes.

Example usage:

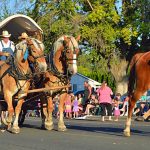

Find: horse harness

[48,37,77,80]
[46,37,78,96]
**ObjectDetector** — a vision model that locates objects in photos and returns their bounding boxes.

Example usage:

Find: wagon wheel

[18,110,27,126]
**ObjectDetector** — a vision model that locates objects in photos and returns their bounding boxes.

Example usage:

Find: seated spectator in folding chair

[134,102,149,119]
[84,94,98,116]
[143,108,150,121]
[133,92,149,119]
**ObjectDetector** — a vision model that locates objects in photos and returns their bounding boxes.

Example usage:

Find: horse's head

[26,38,47,72]
[54,35,80,75]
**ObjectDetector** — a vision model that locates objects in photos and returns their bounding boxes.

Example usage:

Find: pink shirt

[97,86,113,104]
[65,95,72,105]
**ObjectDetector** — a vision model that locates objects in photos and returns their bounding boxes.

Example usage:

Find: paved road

[0,117,149,150]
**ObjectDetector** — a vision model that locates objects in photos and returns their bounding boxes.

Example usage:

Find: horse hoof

[58,126,67,132]
[2,119,8,126]
[123,130,131,137]
[11,127,20,134]
[45,124,54,131]
[7,124,12,131]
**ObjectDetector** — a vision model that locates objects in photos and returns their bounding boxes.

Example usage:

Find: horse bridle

[62,37,78,65]
[27,39,45,61]
[48,37,78,79]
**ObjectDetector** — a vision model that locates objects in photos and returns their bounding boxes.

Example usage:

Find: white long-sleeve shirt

[0,40,15,52]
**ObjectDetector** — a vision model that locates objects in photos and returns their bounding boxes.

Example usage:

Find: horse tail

[128,53,143,96]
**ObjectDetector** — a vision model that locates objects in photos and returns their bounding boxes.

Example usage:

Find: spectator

[97,81,113,121]
[91,87,97,95]
[77,94,83,116]
[36,99,41,117]
[85,94,98,116]
[120,96,129,116]
[53,95,59,119]
[82,81,92,113]
[143,109,150,121]
[72,96,79,118]
[113,96,121,121]
[134,102,149,117]
[77,93,83,106]
[65,92,72,119]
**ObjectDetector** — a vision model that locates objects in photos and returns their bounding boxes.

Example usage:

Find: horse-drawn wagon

[0,14,47,130]
[0,14,80,133]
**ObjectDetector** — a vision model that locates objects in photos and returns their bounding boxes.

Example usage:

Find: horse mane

[15,41,28,59]
[30,38,44,51]
[53,35,79,54]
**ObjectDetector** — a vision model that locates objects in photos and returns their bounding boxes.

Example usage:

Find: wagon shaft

[27,85,71,93]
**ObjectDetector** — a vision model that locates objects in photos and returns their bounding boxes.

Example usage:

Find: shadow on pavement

[67,125,150,137]
[20,119,150,137]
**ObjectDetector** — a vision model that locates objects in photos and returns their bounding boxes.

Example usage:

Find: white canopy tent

[0,14,43,41]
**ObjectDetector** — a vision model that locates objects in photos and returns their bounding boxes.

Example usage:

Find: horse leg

[124,89,144,137]
[40,94,48,129]
[44,96,54,130]
[11,99,24,134]
[58,93,67,131]
[11,82,30,134]
[4,93,14,130]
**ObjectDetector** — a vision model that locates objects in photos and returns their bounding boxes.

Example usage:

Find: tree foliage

[0,0,149,89]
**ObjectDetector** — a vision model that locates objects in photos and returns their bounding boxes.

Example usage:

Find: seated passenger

[18,32,28,42]
[0,30,15,61]
[18,32,35,72]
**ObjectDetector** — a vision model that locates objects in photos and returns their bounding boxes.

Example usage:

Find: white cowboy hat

[18,32,28,39]
[1,30,11,38]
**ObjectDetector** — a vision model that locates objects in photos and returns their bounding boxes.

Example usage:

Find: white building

[70,73,101,93]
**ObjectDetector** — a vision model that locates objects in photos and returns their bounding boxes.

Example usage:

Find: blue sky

[0,0,31,15]
[116,0,122,14]
[1,0,122,15]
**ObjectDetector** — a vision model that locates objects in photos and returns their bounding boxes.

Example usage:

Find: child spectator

[77,94,83,116]
[65,93,72,119]
[53,94,60,118]
[53,100,59,119]
[78,94,83,106]
[113,97,120,121]
[72,96,79,118]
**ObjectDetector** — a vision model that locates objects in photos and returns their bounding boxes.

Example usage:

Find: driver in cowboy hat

[0,30,15,61]
[18,32,29,41]
[18,32,35,72]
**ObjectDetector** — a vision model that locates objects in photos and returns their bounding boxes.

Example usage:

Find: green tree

[0,0,149,93]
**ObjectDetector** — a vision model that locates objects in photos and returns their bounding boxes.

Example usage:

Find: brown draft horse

[0,38,47,133]
[41,35,80,131]
[124,51,150,137]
